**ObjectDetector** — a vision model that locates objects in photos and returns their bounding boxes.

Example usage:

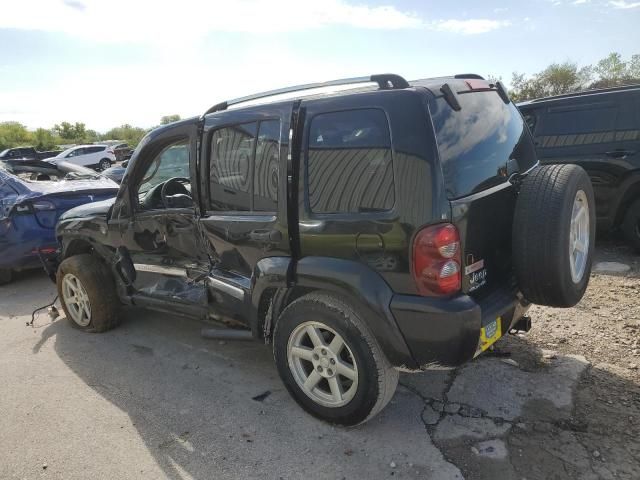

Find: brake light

[412,223,461,296]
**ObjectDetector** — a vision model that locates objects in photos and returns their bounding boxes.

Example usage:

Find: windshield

[0,159,102,182]
[56,147,77,158]
[430,91,537,199]
[0,149,9,157]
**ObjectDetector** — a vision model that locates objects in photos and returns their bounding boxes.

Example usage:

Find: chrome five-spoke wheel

[61,273,92,327]
[569,189,590,283]
[287,321,358,408]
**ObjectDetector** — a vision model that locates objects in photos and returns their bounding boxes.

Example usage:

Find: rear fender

[293,257,416,369]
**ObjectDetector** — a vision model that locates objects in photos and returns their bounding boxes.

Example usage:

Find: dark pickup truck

[0,147,62,162]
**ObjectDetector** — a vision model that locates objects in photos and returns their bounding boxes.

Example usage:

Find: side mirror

[122,160,129,168]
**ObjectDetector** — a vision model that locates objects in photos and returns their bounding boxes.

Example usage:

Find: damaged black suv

[52,74,595,425]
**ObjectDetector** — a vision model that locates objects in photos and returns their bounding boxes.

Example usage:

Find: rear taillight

[412,223,461,296]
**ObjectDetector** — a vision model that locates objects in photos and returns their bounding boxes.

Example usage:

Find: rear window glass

[431,91,536,199]
[306,109,394,214]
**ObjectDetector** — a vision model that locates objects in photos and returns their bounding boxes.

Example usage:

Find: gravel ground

[0,240,638,479]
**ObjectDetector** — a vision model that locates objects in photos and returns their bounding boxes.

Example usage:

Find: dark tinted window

[92,146,106,153]
[538,102,617,136]
[209,123,256,212]
[254,120,279,212]
[306,109,394,214]
[431,91,537,199]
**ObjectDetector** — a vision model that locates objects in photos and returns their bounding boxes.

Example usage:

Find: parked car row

[0,146,61,162]
[44,144,116,171]
[0,159,119,284]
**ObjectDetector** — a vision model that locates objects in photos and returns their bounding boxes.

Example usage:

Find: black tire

[56,254,121,332]
[273,292,398,426]
[99,158,111,171]
[513,164,595,307]
[0,268,12,285]
[621,198,640,252]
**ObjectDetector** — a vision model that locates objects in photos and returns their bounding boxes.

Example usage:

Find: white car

[45,145,116,171]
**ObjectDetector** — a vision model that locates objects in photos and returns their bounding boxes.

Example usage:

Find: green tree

[103,124,148,148]
[510,62,592,102]
[509,52,640,102]
[52,121,90,143]
[160,114,181,125]
[0,122,32,150]
[33,128,57,150]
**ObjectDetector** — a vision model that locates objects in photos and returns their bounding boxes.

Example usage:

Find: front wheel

[57,254,121,332]
[273,292,398,426]
[98,158,111,171]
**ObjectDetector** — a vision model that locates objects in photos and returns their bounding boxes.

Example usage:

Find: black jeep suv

[52,74,595,425]
[518,85,640,250]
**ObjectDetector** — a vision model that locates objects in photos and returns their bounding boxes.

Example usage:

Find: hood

[22,176,119,195]
[59,197,116,221]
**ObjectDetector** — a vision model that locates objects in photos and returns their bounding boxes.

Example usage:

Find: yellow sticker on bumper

[477,317,502,354]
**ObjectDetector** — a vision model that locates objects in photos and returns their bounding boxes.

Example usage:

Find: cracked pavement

[1,244,639,480]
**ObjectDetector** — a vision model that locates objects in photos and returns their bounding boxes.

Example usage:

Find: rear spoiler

[440,79,511,111]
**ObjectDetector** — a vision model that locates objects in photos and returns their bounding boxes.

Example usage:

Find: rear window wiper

[440,83,461,111]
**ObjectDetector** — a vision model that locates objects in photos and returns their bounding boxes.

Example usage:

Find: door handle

[249,229,282,243]
[606,150,635,159]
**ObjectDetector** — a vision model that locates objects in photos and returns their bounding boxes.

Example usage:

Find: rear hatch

[429,80,538,300]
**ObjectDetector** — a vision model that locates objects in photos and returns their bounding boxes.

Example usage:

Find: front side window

[138,140,190,205]
[306,109,394,214]
[208,120,280,213]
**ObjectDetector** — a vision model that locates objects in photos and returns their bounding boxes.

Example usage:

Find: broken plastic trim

[440,83,461,111]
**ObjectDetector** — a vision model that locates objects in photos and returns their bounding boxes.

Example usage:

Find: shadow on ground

[30,307,640,480]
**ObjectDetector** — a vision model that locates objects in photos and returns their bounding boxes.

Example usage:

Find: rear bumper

[390,286,530,369]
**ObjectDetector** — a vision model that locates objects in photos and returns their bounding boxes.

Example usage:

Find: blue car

[0,159,119,284]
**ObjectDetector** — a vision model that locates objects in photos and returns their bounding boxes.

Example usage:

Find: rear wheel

[273,292,398,426]
[98,158,111,171]
[621,199,640,252]
[513,164,595,307]
[57,254,121,332]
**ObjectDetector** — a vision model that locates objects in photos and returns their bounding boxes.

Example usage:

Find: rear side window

[306,109,394,214]
[533,101,620,150]
[431,92,537,199]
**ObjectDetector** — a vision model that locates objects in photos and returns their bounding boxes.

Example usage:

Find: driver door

[119,121,210,313]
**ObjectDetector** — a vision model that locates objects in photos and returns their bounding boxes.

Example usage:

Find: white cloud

[609,0,640,7]
[432,19,512,35]
[573,0,590,4]
[0,0,423,43]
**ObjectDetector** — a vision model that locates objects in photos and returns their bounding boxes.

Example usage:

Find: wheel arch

[613,175,640,227]
[251,256,416,369]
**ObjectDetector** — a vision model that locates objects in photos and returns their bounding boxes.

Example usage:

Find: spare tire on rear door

[513,164,595,307]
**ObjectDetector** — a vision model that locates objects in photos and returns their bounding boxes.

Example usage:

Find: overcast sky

[1,0,638,131]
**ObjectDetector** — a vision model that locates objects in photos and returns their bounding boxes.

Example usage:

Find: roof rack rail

[202,74,410,116]
[454,74,485,80]
[529,83,640,102]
